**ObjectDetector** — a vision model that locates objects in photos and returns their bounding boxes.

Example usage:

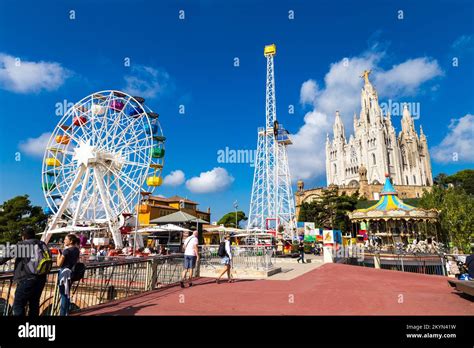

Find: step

[198,266,281,279]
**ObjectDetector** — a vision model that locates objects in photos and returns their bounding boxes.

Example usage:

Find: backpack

[25,241,53,276]
[217,242,227,257]
[70,262,86,282]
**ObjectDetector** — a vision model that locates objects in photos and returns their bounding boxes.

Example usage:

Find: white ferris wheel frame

[41,90,164,246]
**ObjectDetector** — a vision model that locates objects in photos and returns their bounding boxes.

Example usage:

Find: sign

[323,230,342,244]
[304,223,321,242]
[323,230,334,244]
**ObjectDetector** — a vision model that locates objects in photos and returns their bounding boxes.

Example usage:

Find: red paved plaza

[77,263,473,316]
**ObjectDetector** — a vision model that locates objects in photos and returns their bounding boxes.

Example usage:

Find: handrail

[0,254,185,316]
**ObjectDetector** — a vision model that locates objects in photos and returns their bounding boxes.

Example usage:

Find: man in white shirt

[180,230,199,288]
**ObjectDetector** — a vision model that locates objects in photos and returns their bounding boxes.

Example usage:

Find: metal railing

[341,253,447,276]
[200,245,275,270]
[0,260,14,273]
[0,255,184,316]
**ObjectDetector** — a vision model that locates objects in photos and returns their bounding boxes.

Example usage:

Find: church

[296,70,433,215]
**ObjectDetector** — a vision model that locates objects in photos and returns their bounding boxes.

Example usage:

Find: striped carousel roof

[358,175,416,212]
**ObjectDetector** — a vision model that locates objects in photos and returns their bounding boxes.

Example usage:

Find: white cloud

[451,35,473,52]
[185,167,234,193]
[431,114,474,164]
[123,65,171,99]
[18,132,52,158]
[289,47,443,182]
[300,79,319,105]
[0,53,71,93]
[163,170,185,186]
[288,110,331,180]
[374,58,443,97]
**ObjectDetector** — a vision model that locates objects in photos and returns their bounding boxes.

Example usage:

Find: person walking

[216,234,234,284]
[180,230,199,288]
[296,240,305,263]
[56,234,80,316]
[465,246,474,279]
[0,227,52,316]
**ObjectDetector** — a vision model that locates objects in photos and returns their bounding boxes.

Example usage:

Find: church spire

[401,103,415,134]
[420,125,427,142]
[333,110,345,141]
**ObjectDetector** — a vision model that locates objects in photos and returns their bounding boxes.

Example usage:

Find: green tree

[419,185,474,253]
[433,173,449,186]
[446,169,474,195]
[217,211,247,228]
[0,195,48,243]
[298,188,359,232]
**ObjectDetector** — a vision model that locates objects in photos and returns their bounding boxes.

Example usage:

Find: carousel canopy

[360,176,415,212]
[349,175,438,221]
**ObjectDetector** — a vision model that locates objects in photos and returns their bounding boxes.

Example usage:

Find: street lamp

[233,201,238,228]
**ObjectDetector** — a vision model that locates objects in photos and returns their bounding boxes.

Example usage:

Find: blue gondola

[44,207,53,215]
[144,123,157,135]
[129,104,144,117]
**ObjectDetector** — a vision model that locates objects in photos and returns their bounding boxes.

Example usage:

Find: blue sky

[0,0,473,223]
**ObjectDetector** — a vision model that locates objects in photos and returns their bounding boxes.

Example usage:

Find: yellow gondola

[138,204,150,213]
[55,135,70,145]
[146,176,162,187]
[46,158,61,166]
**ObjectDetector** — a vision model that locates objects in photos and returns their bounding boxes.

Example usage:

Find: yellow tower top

[264,44,276,56]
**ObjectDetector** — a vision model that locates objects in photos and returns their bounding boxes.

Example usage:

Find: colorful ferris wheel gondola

[146,163,163,187]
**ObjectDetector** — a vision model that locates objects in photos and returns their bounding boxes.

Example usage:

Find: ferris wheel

[41,90,165,247]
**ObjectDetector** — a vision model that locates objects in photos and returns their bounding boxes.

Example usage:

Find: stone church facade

[295,71,433,218]
[326,70,433,188]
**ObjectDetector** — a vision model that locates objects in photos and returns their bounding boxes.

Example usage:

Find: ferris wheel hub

[72,140,124,170]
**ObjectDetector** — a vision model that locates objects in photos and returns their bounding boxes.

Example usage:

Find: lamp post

[233,201,238,228]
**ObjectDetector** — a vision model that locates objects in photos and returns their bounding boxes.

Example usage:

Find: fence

[0,255,184,316]
[341,253,447,276]
[200,245,275,270]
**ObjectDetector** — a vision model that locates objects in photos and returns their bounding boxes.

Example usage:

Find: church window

[372,153,376,165]
[406,176,409,185]
[350,147,357,164]
[333,163,337,173]
[413,175,416,184]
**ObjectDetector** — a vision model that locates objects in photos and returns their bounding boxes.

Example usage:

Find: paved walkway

[270,255,324,280]
[77,263,473,316]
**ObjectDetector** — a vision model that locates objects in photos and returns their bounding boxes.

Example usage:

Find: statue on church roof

[360,69,372,84]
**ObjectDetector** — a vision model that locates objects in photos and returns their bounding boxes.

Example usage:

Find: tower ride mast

[247,44,296,240]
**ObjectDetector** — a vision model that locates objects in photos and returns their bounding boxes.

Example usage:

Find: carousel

[349,174,439,248]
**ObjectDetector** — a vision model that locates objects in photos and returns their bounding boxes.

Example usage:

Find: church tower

[326,71,433,190]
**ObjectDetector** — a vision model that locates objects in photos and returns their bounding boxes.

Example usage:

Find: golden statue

[360,69,371,84]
